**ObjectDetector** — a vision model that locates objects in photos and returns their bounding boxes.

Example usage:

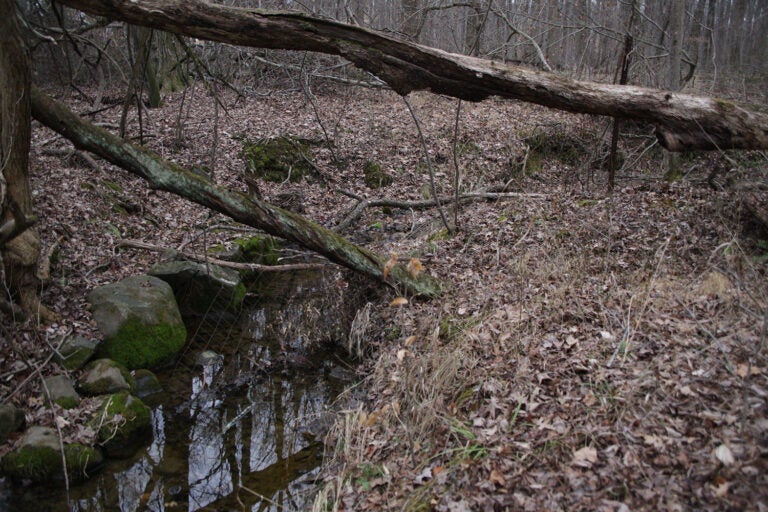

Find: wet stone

[132,369,163,399]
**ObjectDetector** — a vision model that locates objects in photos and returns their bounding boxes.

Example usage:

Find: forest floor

[2,82,768,511]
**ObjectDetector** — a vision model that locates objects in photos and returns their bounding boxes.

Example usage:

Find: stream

[2,270,356,511]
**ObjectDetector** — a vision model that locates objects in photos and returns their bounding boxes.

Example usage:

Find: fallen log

[54,0,768,152]
[30,87,441,297]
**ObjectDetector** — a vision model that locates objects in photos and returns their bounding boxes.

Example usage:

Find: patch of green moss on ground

[239,136,316,183]
[363,161,393,188]
[100,317,186,370]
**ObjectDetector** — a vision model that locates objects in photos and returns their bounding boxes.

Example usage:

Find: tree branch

[52,0,768,151]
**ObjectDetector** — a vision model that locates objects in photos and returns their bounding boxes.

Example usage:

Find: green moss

[383,326,401,341]
[63,444,103,481]
[363,161,393,188]
[239,136,317,183]
[428,228,452,242]
[80,359,135,395]
[1,445,60,481]
[235,235,281,265]
[99,317,186,370]
[0,444,102,482]
[231,281,247,307]
[577,199,598,207]
[95,392,152,457]
[55,396,80,409]
[714,98,736,112]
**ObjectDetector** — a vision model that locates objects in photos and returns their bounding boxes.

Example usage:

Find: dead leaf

[572,446,597,468]
[407,257,423,278]
[383,252,398,279]
[735,363,761,378]
[489,468,506,486]
[715,444,735,465]
[404,335,417,346]
[396,348,413,361]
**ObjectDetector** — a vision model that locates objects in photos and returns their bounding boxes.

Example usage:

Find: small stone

[195,350,223,368]
[133,369,163,398]
[0,404,25,444]
[54,335,98,371]
[78,359,134,396]
[44,375,80,409]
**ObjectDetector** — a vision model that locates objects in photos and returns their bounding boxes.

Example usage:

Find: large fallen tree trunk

[54,0,768,152]
[30,87,441,297]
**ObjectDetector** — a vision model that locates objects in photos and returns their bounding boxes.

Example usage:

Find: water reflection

[5,270,353,512]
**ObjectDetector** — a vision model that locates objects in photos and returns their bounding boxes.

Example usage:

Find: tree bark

[30,87,441,298]
[51,0,768,152]
[0,0,48,320]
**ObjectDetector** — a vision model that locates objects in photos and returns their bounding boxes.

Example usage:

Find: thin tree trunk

[51,0,768,152]
[30,88,441,298]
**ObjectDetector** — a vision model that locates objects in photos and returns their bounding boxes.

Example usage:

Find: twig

[402,96,452,234]
[116,239,328,272]
[38,373,71,505]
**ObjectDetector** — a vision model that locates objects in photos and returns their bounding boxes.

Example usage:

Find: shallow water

[2,270,354,511]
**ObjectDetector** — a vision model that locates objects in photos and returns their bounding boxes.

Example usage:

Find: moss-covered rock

[54,335,98,371]
[239,136,317,183]
[89,275,187,370]
[149,260,245,316]
[363,161,392,189]
[78,359,134,396]
[0,427,103,482]
[44,375,80,409]
[234,235,281,265]
[0,404,25,444]
[92,392,152,458]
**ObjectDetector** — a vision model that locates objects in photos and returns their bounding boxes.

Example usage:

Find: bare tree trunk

[0,0,51,321]
[50,0,768,152]
[30,88,441,298]
[665,0,685,181]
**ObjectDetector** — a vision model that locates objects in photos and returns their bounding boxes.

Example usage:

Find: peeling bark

[52,0,768,152]
[30,87,441,297]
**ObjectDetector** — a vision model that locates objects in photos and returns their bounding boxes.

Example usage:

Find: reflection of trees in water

[188,359,233,511]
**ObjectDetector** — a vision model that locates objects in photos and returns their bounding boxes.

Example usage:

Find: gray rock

[149,260,245,316]
[0,404,25,444]
[19,425,59,450]
[89,275,187,369]
[44,375,80,409]
[78,359,133,396]
[54,335,98,371]
[133,369,163,399]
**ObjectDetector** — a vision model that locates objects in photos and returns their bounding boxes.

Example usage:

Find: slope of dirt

[2,84,767,510]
